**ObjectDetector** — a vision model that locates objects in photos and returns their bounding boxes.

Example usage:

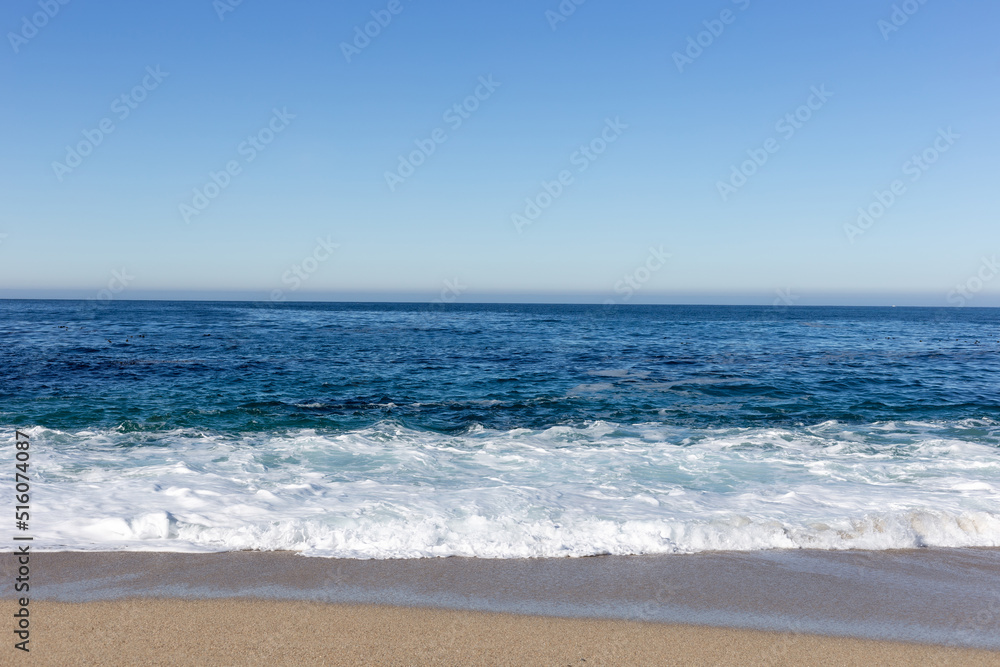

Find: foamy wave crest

[6,420,1000,558]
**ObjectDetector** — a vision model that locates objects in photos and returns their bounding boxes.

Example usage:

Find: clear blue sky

[1,0,998,305]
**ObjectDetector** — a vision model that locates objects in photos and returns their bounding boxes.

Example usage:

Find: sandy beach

[5,598,999,666]
[3,549,1000,665]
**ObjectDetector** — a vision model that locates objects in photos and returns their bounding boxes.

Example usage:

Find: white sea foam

[7,420,1000,558]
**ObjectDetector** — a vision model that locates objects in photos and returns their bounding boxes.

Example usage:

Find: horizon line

[1,296,996,309]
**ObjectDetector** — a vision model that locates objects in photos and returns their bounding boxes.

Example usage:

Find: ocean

[2,300,999,558]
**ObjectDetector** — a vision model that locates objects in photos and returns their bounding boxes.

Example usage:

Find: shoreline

[3,548,999,652]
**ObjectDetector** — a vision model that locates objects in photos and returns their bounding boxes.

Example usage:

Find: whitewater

[13,418,1000,558]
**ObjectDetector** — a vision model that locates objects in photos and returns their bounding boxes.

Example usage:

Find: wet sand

[2,549,999,664]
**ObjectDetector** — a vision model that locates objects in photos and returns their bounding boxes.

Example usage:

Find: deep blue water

[3,301,999,433]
